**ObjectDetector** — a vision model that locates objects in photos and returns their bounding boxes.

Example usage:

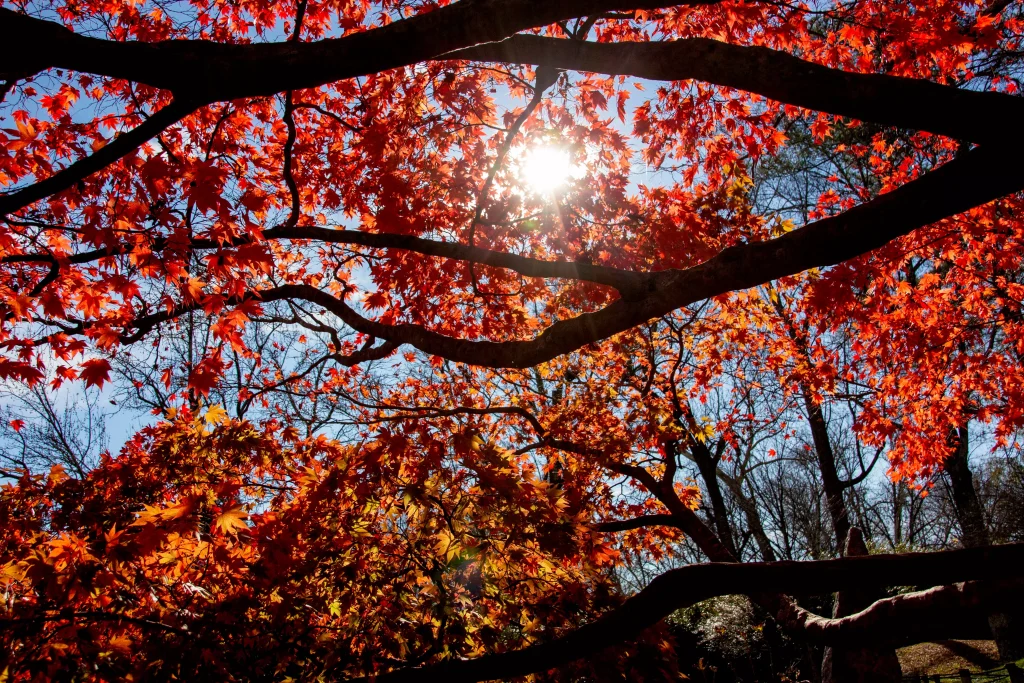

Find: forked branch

[353,544,1024,683]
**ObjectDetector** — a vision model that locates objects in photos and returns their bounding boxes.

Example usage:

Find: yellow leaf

[214,505,248,535]
[131,497,197,526]
[203,404,229,426]
[109,634,132,654]
[435,529,459,562]
[0,561,25,581]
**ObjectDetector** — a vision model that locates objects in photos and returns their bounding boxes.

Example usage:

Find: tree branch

[0,100,195,217]
[205,146,1023,370]
[2,226,645,294]
[449,35,1024,144]
[779,578,1024,647]
[350,543,1024,683]
[50,142,1024,374]
[593,513,684,532]
[265,226,644,292]
[0,2,710,103]
[0,610,189,636]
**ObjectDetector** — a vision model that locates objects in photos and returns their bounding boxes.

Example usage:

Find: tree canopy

[2,0,1024,680]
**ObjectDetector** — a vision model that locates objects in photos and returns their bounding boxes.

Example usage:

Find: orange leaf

[214,505,248,535]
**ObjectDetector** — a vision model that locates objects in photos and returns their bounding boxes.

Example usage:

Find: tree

[2,0,1024,680]
[0,382,108,478]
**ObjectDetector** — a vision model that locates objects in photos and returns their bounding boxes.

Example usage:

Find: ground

[897,640,1001,676]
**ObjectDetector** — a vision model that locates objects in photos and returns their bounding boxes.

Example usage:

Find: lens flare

[520,146,574,195]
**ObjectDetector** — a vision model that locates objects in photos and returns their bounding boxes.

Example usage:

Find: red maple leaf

[80,358,112,389]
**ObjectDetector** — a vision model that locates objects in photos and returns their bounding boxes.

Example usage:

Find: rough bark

[5,15,1020,144]
[781,578,1024,648]
[800,395,903,681]
[820,529,903,683]
[945,424,991,548]
[0,2,703,102]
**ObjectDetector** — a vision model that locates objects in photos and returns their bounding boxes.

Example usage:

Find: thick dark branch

[255,146,1024,369]
[34,148,1024,373]
[353,544,1024,683]
[0,101,195,218]
[780,579,1024,647]
[0,2,704,103]
[451,36,1024,144]
[2,226,643,293]
[985,0,1018,15]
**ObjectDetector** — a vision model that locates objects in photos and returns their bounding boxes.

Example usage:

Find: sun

[520,145,576,195]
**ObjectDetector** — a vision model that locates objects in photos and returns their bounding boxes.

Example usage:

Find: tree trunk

[791,347,901,679]
[820,528,904,683]
[691,441,740,559]
[944,423,1024,662]
[720,473,778,562]
[802,391,851,552]
[945,424,991,548]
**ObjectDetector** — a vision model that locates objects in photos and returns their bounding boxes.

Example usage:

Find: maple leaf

[183,277,206,302]
[4,3,1024,679]
[234,243,274,274]
[186,161,229,215]
[189,355,226,398]
[214,505,248,535]
[0,560,26,582]
[108,634,133,655]
[80,358,112,389]
[203,404,230,426]
[55,365,78,383]
[132,497,198,526]
[364,291,389,310]
[435,528,460,562]
[0,360,44,385]
[810,116,831,143]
